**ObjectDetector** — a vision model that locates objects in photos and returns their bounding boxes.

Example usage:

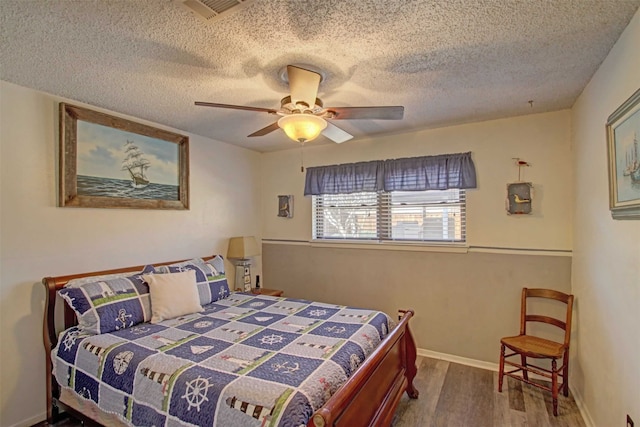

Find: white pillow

[143,270,203,323]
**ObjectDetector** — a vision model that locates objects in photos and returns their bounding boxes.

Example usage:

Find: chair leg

[551,358,559,416]
[498,344,505,392]
[562,350,570,397]
[521,354,528,381]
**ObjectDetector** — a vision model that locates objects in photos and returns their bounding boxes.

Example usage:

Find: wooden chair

[498,288,574,416]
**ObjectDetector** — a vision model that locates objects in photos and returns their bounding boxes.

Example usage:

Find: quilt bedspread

[52,292,393,427]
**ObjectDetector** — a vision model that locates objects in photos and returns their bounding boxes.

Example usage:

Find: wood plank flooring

[36,356,586,427]
[392,356,586,427]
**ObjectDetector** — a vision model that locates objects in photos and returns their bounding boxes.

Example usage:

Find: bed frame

[43,256,419,427]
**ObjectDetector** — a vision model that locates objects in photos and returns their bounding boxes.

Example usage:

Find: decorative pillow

[153,256,230,305]
[143,270,203,323]
[64,265,155,288]
[153,258,206,274]
[58,272,152,335]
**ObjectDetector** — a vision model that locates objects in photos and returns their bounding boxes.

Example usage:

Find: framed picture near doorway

[606,88,640,219]
[59,103,189,210]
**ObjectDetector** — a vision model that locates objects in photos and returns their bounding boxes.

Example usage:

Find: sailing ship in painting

[623,132,640,183]
[121,140,150,188]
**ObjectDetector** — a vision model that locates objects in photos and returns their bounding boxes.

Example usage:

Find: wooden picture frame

[59,103,189,210]
[606,88,640,220]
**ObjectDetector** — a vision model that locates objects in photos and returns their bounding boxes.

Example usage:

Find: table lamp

[227,236,260,292]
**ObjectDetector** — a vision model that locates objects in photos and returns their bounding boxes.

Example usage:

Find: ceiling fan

[195,65,404,144]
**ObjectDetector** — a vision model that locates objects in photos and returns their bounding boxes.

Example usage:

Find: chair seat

[501,334,565,358]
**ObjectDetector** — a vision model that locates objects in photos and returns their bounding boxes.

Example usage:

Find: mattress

[52,292,393,426]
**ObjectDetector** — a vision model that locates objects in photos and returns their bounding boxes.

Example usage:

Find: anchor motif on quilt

[128,325,151,335]
[324,325,346,334]
[218,287,229,300]
[272,361,300,374]
[115,308,133,330]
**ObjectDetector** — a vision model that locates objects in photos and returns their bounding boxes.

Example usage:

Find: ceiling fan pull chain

[300,142,305,172]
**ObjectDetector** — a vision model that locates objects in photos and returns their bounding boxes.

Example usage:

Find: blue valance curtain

[304,152,476,196]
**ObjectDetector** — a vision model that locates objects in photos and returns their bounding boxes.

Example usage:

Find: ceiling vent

[174,0,254,24]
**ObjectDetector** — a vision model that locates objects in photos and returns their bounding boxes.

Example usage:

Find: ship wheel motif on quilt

[182,376,214,412]
[62,330,79,352]
[309,309,327,317]
[260,334,284,346]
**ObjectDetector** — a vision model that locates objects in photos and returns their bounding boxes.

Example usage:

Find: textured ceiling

[1,0,639,152]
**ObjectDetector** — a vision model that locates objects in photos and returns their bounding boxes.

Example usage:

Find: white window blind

[313,189,466,243]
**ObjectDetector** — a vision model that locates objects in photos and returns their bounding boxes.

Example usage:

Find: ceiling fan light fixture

[277,114,327,143]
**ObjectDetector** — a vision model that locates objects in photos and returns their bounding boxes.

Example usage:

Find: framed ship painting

[606,88,640,219]
[59,103,189,210]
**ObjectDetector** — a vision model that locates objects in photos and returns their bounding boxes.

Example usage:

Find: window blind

[313,189,466,243]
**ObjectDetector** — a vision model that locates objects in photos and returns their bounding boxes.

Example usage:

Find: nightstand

[251,288,284,297]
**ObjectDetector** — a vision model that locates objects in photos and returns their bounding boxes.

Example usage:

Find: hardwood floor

[35,356,586,427]
[392,356,586,427]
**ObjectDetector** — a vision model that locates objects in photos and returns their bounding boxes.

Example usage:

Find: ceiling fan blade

[327,106,404,120]
[287,65,321,108]
[248,122,280,137]
[195,101,277,114]
[322,122,353,144]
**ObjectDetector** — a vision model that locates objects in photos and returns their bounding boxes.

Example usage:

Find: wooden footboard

[42,256,419,426]
[308,309,419,427]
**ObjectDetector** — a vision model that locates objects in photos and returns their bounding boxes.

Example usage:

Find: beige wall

[262,110,573,251]
[260,110,574,365]
[0,81,262,427]
[570,7,640,427]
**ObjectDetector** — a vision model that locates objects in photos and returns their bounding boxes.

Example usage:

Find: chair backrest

[520,288,574,347]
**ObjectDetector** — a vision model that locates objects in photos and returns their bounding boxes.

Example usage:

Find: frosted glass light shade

[278,114,327,143]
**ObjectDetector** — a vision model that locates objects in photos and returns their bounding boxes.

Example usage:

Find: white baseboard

[7,411,46,427]
[416,348,593,427]
[568,385,595,427]
[417,348,501,372]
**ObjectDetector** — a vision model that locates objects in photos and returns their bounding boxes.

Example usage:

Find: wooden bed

[43,255,419,427]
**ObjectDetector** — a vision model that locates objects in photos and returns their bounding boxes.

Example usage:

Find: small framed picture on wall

[277,195,293,218]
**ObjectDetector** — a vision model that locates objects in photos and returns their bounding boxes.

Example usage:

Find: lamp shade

[227,236,260,259]
[278,114,327,143]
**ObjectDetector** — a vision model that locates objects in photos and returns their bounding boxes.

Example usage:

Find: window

[313,189,466,243]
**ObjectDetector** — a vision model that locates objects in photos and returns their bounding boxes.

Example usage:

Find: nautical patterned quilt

[53,292,393,427]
